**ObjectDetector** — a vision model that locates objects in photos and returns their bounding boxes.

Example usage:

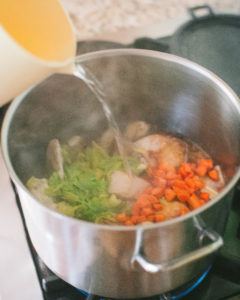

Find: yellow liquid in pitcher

[0,0,75,61]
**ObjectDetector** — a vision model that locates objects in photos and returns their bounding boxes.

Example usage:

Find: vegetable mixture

[27,121,225,225]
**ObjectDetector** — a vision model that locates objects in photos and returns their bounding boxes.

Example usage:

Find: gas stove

[1,6,240,300]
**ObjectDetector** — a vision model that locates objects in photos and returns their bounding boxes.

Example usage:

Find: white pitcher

[0,0,76,106]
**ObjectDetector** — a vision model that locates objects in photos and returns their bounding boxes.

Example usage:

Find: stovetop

[2,17,240,300]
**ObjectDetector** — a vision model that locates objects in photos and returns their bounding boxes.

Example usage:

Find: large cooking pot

[2,49,240,298]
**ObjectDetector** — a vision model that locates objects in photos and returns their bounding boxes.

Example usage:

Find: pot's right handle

[131,217,223,273]
[188,5,214,19]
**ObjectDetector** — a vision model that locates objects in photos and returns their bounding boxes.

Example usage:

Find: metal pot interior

[3,49,240,212]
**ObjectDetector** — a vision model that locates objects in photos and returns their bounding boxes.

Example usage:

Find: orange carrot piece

[153,203,163,211]
[142,207,155,217]
[192,176,205,189]
[153,168,165,178]
[180,206,190,215]
[195,165,208,177]
[188,194,202,209]
[132,203,141,216]
[147,215,155,222]
[150,196,160,204]
[208,169,219,181]
[116,213,128,223]
[176,189,190,202]
[200,192,210,201]
[178,163,194,178]
[155,213,165,222]
[130,216,138,224]
[125,220,134,226]
[137,195,152,208]
[151,187,164,197]
[171,179,187,190]
[184,176,198,192]
[158,162,175,172]
[165,188,176,202]
[198,158,213,170]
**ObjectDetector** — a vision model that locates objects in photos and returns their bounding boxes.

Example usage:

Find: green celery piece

[46,142,142,223]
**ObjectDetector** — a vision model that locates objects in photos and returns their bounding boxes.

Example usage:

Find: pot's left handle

[131,217,223,273]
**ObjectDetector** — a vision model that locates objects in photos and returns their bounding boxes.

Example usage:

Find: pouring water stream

[73,62,133,176]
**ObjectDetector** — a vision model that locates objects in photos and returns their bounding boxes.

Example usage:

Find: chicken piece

[109,170,150,200]
[124,121,150,141]
[134,134,187,168]
[27,178,56,209]
[46,139,64,179]
[160,198,188,220]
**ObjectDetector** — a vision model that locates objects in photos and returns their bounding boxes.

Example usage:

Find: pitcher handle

[131,217,223,273]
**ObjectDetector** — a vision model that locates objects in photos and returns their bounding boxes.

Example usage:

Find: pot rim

[2,48,240,231]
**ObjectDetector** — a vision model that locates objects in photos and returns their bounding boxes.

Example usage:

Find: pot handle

[131,217,223,273]
[188,5,214,19]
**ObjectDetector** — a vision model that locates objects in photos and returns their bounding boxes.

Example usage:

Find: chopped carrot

[190,163,197,171]
[151,187,164,197]
[176,189,190,202]
[125,220,134,226]
[123,156,220,226]
[198,158,213,170]
[155,213,165,222]
[153,168,165,178]
[130,216,138,224]
[116,213,128,223]
[178,163,194,178]
[170,179,187,190]
[137,195,152,208]
[200,192,210,201]
[132,203,140,216]
[158,162,175,172]
[150,195,160,204]
[192,175,205,189]
[208,169,219,181]
[165,188,176,202]
[188,194,202,210]
[184,177,197,192]
[142,207,155,217]
[153,203,163,211]
[180,207,190,215]
[195,165,208,177]
[147,215,155,222]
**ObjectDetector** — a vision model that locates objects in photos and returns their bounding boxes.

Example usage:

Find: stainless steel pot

[2,49,240,298]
